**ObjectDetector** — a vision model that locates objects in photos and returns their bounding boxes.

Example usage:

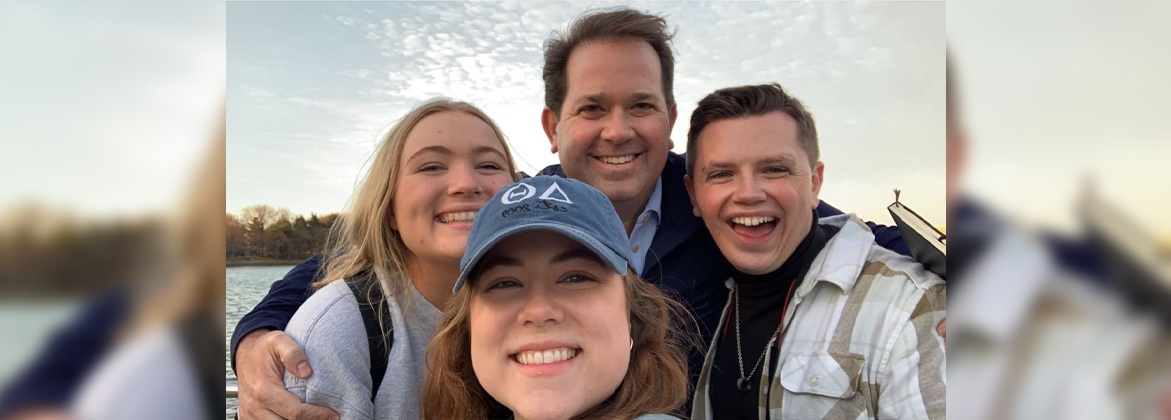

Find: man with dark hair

[532,10,739,394]
[533,10,909,390]
[683,83,946,419]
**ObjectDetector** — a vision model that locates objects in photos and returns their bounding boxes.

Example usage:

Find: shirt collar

[639,177,663,224]
[798,214,874,297]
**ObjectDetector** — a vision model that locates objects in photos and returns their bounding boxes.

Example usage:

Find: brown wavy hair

[422,269,696,419]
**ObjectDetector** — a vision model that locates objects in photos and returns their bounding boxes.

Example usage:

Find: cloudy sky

[227,1,945,226]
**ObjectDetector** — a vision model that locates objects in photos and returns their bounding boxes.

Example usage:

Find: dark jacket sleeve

[0,288,129,417]
[817,200,910,257]
[229,256,324,373]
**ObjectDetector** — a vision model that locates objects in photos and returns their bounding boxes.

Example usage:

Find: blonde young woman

[423,176,692,420]
[281,98,519,419]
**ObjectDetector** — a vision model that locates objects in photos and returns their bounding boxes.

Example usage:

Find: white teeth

[438,211,477,223]
[731,216,776,227]
[515,348,577,365]
[598,154,636,164]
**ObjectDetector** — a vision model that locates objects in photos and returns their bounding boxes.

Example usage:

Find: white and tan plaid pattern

[692,214,946,420]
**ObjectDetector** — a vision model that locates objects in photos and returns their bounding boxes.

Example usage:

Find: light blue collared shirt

[627,177,662,276]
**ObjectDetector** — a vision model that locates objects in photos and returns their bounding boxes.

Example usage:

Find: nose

[447,163,485,197]
[517,283,564,327]
[732,174,766,204]
[600,111,635,145]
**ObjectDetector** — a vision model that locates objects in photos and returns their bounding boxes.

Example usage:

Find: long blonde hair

[422,269,696,419]
[316,98,519,312]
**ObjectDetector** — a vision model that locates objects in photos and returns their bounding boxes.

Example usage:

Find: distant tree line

[227,204,340,261]
[0,203,163,296]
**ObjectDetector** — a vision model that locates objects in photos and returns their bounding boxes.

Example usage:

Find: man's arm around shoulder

[231,255,338,420]
[230,255,324,371]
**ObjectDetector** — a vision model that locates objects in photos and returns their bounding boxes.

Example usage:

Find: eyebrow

[628,92,657,103]
[700,155,799,174]
[406,145,451,162]
[572,91,660,107]
[406,145,508,163]
[475,245,607,278]
[474,254,522,276]
[473,145,510,163]
[551,246,607,267]
[760,156,798,167]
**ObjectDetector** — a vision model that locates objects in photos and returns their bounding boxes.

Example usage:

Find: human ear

[809,161,825,208]
[683,174,701,218]
[541,108,559,154]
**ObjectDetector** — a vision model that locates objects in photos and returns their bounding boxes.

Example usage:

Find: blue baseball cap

[454,176,634,292]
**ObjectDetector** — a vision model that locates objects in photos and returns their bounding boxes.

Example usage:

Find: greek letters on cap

[501,181,573,205]
[499,181,574,218]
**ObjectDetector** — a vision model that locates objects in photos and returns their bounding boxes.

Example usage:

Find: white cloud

[228,1,944,222]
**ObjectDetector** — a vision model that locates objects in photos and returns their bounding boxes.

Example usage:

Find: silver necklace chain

[734,283,781,392]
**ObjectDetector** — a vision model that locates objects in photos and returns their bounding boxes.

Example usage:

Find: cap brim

[453,222,629,293]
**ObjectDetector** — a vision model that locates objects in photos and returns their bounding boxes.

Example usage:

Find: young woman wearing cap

[422,176,693,420]
[281,98,519,419]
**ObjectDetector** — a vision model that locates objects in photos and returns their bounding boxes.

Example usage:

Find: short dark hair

[686,83,819,175]
[543,8,677,119]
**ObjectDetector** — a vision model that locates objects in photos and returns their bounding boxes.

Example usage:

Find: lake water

[226,265,296,420]
[0,300,81,386]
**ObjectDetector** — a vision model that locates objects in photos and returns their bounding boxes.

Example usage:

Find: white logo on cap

[502,183,536,204]
[539,182,573,204]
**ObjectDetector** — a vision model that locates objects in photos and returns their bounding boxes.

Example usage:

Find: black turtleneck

[710,211,838,419]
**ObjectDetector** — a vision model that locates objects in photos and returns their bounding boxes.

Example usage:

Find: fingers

[287,403,340,420]
[250,384,337,420]
[237,407,285,420]
[240,395,338,420]
[237,376,297,420]
[236,328,319,420]
[268,331,312,379]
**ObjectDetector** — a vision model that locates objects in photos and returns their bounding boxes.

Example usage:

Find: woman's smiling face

[391,110,514,266]
[468,230,630,420]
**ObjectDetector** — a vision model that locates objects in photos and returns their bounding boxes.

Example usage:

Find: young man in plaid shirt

[684,83,946,419]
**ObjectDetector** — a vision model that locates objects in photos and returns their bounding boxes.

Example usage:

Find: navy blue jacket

[0,288,129,418]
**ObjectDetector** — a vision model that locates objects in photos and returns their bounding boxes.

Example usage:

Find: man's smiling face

[543,39,676,213]
[685,112,824,275]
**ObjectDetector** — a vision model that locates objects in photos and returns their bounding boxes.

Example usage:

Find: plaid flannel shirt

[692,214,947,420]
